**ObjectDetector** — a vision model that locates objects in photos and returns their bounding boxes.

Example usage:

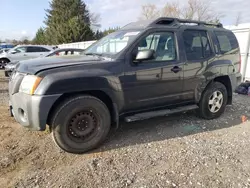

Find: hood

[9,60,20,65]
[17,55,104,74]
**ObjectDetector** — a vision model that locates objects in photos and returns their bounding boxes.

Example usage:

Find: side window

[136,32,176,61]
[183,30,212,61]
[200,31,212,58]
[27,47,40,53]
[214,31,238,54]
[14,47,27,53]
[39,47,50,52]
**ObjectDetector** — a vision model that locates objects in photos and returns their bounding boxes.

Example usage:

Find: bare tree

[139,0,222,23]
[161,2,181,18]
[139,4,160,20]
[235,12,242,26]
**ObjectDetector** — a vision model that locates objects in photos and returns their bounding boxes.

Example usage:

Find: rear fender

[195,59,234,103]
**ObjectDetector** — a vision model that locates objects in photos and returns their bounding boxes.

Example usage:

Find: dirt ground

[1,70,250,188]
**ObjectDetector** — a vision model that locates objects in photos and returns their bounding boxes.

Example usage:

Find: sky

[0,0,250,40]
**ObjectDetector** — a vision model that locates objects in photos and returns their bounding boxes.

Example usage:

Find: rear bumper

[229,72,242,91]
[9,92,61,131]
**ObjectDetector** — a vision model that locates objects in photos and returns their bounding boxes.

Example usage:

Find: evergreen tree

[44,0,94,44]
[33,27,46,44]
[94,30,104,40]
[102,27,120,37]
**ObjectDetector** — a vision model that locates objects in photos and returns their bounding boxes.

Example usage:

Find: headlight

[5,64,13,69]
[19,75,42,95]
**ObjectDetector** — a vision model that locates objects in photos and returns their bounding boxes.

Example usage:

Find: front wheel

[51,95,111,154]
[198,82,228,119]
[0,59,9,69]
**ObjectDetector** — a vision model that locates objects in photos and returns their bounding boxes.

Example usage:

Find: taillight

[239,53,241,73]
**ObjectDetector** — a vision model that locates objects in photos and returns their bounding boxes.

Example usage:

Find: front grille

[9,72,25,95]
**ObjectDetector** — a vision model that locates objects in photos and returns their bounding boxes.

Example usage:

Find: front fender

[35,71,124,110]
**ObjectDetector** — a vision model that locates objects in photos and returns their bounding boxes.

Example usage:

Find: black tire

[0,59,9,69]
[198,82,228,119]
[51,95,111,154]
[4,71,11,77]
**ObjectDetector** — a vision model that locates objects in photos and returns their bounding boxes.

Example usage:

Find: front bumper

[9,92,61,131]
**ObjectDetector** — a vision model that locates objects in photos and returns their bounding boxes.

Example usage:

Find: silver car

[4,48,85,77]
[0,45,55,68]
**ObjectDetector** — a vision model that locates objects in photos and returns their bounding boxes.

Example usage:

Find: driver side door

[121,30,184,112]
[8,46,28,61]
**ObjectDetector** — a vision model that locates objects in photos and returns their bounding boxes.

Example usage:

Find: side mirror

[10,51,17,54]
[135,50,154,62]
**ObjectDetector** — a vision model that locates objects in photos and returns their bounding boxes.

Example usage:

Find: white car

[0,45,55,68]
[4,48,85,77]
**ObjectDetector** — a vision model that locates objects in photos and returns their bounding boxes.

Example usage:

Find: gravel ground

[1,71,250,187]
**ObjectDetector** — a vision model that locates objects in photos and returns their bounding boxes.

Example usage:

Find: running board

[125,105,198,122]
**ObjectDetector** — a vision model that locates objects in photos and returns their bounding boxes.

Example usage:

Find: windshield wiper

[84,53,103,57]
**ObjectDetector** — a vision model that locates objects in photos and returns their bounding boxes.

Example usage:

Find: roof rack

[151,17,223,28]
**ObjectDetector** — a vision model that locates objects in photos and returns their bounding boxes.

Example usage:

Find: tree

[161,2,181,18]
[94,30,104,40]
[139,0,222,23]
[20,37,31,45]
[102,27,120,36]
[138,4,159,20]
[235,12,242,26]
[93,27,120,40]
[44,0,94,44]
[33,27,46,44]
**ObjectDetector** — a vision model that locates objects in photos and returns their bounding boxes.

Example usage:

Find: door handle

[23,54,27,56]
[171,66,182,73]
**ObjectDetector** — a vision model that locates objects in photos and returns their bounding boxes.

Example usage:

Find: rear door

[181,29,214,102]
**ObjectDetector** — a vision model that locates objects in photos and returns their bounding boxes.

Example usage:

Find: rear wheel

[51,95,111,154]
[198,82,228,119]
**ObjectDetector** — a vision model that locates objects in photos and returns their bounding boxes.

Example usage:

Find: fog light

[19,109,28,122]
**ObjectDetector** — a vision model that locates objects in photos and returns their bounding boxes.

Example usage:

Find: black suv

[9,18,242,153]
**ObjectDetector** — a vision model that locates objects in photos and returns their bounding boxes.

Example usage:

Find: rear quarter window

[39,47,50,52]
[214,31,239,54]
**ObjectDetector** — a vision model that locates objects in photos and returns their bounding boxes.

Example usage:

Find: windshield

[8,46,26,54]
[84,30,141,56]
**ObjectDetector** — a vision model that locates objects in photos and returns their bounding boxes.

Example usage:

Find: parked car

[46,48,85,57]
[4,48,85,77]
[0,43,14,49]
[9,17,242,153]
[0,48,9,54]
[0,45,54,69]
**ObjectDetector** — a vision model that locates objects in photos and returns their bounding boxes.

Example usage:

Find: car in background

[0,45,55,69]
[0,48,10,54]
[46,48,84,57]
[0,43,14,49]
[4,48,85,77]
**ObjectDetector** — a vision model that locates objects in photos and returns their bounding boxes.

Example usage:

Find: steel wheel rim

[208,91,223,113]
[67,109,100,143]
